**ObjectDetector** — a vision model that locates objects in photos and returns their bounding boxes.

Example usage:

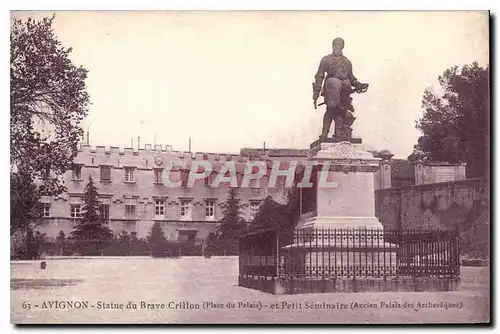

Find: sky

[11,11,489,158]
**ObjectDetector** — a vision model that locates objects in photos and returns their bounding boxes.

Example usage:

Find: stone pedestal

[281,139,397,288]
[297,139,383,229]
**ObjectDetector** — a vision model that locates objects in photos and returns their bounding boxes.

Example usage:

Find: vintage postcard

[10,10,490,324]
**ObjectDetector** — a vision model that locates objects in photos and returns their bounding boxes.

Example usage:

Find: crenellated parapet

[76,143,260,169]
[75,143,310,171]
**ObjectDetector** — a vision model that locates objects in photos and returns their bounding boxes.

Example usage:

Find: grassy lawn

[11,257,490,324]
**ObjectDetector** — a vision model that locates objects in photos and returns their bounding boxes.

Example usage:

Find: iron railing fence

[238,227,460,280]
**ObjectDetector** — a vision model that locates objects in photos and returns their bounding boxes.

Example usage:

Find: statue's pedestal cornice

[310,137,362,149]
[308,139,380,172]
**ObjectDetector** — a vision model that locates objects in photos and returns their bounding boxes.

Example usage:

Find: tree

[250,188,299,234]
[70,176,113,241]
[56,230,66,245]
[284,186,300,229]
[10,170,42,236]
[10,15,90,234]
[216,188,246,243]
[415,62,490,178]
[10,170,43,259]
[118,230,130,241]
[56,230,66,255]
[147,223,167,257]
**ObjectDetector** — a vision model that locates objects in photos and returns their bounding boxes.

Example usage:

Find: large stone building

[37,143,466,241]
[37,144,309,241]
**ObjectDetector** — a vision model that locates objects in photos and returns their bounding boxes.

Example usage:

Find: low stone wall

[375,178,489,258]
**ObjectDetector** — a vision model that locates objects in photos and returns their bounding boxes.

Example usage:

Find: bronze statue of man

[312,37,369,139]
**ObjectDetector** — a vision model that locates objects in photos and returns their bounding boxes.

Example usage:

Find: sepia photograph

[9,10,490,324]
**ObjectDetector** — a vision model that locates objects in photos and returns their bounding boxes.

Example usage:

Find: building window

[70,204,82,218]
[249,178,260,189]
[124,167,135,183]
[249,201,261,221]
[154,169,163,184]
[72,165,82,180]
[155,199,165,217]
[125,205,136,216]
[180,199,192,218]
[99,204,110,220]
[205,200,215,219]
[100,166,111,181]
[42,203,51,217]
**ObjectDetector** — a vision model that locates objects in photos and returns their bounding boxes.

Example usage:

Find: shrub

[147,223,167,258]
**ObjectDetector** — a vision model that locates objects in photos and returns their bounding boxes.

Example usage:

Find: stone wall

[375,178,489,258]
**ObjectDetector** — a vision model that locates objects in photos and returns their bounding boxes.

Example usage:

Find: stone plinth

[297,140,383,229]
[288,140,394,282]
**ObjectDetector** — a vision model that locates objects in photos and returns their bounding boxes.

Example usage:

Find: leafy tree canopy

[10,15,90,234]
[415,62,489,178]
